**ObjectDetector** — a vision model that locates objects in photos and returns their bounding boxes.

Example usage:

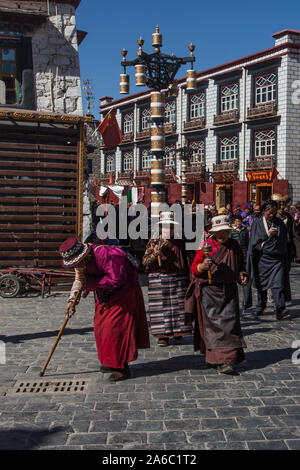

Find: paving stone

[68,433,108,445]
[252,406,287,416]
[164,419,200,431]
[261,427,300,440]
[126,420,164,431]
[205,441,248,450]
[247,440,289,450]
[89,420,127,432]
[215,407,251,418]
[187,430,226,443]
[285,440,300,450]
[225,428,266,442]
[236,416,277,428]
[200,417,238,430]
[148,431,188,444]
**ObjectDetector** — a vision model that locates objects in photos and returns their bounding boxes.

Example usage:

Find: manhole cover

[6,379,89,396]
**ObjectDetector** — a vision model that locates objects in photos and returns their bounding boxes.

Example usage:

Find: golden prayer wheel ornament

[186,43,197,90]
[120,73,129,94]
[150,91,165,119]
[120,49,130,94]
[135,64,146,86]
[152,25,162,49]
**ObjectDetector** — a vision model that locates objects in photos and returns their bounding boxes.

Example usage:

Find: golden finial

[188,43,195,57]
[137,37,144,56]
[121,48,128,62]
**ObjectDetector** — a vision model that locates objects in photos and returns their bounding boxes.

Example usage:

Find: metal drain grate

[6,379,88,396]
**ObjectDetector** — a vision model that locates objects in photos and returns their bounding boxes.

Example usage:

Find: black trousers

[256,288,285,314]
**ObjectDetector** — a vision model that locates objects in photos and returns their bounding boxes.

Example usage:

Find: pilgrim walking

[60,238,150,382]
[246,200,290,320]
[142,211,192,347]
[185,214,248,375]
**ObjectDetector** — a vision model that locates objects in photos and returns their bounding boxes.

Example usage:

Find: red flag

[169,166,179,182]
[98,110,122,149]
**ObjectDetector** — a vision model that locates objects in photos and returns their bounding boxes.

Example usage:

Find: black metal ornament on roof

[120,26,196,93]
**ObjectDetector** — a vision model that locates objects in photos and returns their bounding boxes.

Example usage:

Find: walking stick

[39,286,83,377]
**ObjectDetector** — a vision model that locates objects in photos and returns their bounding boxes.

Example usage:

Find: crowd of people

[58,194,300,382]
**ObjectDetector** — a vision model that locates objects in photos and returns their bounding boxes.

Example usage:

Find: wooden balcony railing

[134,169,151,185]
[121,132,134,143]
[213,110,239,126]
[117,170,133,185]
[136,128,151,141]
[183,117,205,131]
[213,161,238,173]
[185,162,206,182]
[99,172,115,184]
[247,101,276,119]
[246,156,274,171]
[164,123,176,135]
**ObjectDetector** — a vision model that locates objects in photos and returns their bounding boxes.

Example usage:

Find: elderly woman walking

[60,237,150,382]
[185,214,248,374]
[142,211,192,347]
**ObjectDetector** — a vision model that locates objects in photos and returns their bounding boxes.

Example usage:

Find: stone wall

[0,1,83,115]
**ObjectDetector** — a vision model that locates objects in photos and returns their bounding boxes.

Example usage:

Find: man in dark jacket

[230,215,249,259]
[246,200,290,320]
[230,215,250,314]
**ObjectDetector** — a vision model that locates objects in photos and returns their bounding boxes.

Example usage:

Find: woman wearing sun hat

[185,214,248,374]
[59,237,150,382]
[142,211,192,347]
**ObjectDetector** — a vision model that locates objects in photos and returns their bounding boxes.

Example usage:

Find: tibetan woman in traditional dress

[142,211,192,347]
[60,237,150,382]
[185,214,248,374]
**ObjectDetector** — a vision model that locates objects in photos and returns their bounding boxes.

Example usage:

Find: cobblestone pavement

[0,267,300,451]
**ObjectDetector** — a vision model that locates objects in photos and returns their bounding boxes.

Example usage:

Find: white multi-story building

[98,29,300,208]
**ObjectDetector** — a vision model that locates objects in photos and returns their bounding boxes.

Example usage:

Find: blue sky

[76,0,300,119]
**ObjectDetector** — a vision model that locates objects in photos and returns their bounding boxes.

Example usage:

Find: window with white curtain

[189,140,205,163]
[255,129,275,157]
[190,93,205,119]
[255,73,276,105]
[221,84,238,112]
[123,151,133,171]
[123,112,134,133]
[220,136,238,161]
[165,101,176,124]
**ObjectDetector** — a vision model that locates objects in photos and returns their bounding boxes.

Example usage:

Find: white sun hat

[156,211,180,225]
[209,215,232,233]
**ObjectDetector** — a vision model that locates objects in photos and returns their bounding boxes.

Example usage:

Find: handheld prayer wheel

[202,243,213,284]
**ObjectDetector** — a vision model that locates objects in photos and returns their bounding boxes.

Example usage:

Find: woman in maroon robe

[60,238,150,382]
[185,215,248,374]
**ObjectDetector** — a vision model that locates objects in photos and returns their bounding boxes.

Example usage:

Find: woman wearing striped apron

[142,212,192,347]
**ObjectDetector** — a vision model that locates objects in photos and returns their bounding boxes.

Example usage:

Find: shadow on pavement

[131,347,294,378]
[0,426,70,450]
[0,327,94,344]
